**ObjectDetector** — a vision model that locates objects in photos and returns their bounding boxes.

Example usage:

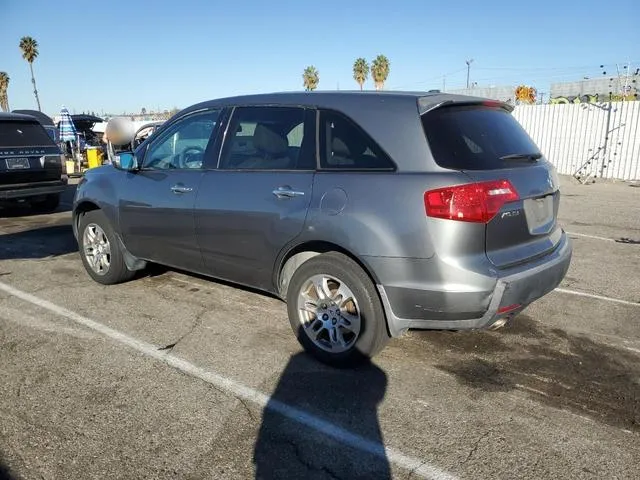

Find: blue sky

[1,0,637,116]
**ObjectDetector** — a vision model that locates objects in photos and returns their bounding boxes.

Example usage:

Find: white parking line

[554,288,640,307]
[0,280,457,480]
[566,231,615,242]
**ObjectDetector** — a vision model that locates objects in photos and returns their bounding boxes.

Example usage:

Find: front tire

[286,252,390,367]
[78,209,135,285]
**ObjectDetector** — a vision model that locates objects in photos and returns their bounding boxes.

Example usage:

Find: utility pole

[466,59,474,89]
[442,75,446,92]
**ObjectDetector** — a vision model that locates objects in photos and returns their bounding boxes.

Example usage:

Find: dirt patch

[409,316,640,432]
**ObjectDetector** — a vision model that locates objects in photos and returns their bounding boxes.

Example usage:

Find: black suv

[0,112,67,212]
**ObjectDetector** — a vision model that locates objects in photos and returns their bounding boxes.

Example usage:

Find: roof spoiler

[418,97,514,115]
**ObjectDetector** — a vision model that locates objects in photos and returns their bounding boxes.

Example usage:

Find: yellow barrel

[65,160,76,175]
[86,147,102,169]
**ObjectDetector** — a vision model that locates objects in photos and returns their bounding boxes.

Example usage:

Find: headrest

[253,124,288,156]
[332,137,350,157]
[332,123,367,155]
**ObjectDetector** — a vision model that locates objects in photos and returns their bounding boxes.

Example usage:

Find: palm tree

[302,66,319,91]
[353,58,369,90]
[371,55,391,91]
[19,36,42,111]
[0,72,9,112]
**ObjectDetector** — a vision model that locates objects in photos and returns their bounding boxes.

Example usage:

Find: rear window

[0,120,56,148]
[422,106,541,170]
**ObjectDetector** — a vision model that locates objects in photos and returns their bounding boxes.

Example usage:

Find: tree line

[1,36,41,112]
[303,55,390,92]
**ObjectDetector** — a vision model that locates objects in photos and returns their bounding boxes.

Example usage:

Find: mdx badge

[501,209,521,219]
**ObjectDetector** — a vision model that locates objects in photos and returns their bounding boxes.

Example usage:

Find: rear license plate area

[524,194,554,234]
[6,157,31,170]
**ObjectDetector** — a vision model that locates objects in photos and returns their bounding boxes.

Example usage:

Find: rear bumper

[0,179,67,200]
[373,232,572,336]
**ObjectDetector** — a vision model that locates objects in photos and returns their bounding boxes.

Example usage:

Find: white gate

[512,102,640,181]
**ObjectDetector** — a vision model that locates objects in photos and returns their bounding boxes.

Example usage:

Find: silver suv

[73,91,572,367]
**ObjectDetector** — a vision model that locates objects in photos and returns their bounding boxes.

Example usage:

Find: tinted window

[219,106,312,170]
[0,120,55,147]
[143,110,219,170]
[319,110,395,170]
[422,106,541,170]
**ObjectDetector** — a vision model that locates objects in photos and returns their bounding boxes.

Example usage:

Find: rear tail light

[497,304,521,315]
[424,180,519,223]
[482,100,504,108]
[41,155,63,166]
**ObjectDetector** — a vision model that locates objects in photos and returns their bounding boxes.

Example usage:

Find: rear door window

[421,106,541,170]
[319,110,395,170]
[0,120,55,147]
[218,106,315,170]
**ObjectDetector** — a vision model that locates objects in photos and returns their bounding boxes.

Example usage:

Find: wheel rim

[83,223,111,275]
[296,274,362,353]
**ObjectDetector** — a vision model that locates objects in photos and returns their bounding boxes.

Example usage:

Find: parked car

[72,91,572,366]
[11,109,59,143]
[1,112,67,212]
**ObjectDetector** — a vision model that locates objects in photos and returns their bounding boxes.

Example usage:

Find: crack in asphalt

[407,460,427,479]
[462,428,493,465]
[461,418,513,465]
[615,237,640,244]
[237,397,257,423]
[284,438,343,480]
[158,307,207,351]
[15,375,26,399]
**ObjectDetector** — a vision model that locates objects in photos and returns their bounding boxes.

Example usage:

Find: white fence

[512,102,640,181]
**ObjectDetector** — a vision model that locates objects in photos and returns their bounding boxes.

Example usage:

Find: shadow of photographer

[254,351,391,479]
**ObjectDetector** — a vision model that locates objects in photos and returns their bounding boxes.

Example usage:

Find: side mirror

[115,152,138,171]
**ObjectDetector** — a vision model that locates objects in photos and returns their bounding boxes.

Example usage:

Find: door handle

[171,184,193,194]
[272,186,305,199]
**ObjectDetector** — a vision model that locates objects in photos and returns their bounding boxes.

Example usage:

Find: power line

[390,67,467,90]
[389,61,640,91]
[475,61,640,72]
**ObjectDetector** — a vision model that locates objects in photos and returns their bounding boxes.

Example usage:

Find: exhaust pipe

[489,317,510,330]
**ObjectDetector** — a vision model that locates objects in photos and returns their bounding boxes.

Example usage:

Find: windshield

[0,120,56,148]
[422,105,542,170]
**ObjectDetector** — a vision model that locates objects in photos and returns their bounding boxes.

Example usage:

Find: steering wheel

[178,146,205,169]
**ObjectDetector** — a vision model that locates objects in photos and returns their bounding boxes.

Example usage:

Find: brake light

[482,100,503,108]
[424,180,519,223]
[497,304,521,315]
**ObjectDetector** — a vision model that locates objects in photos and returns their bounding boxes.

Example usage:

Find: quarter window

[319,110,395,170]
[142,110,220,170]
[219,106,313,170]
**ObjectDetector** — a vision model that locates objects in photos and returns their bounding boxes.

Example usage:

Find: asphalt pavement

[0,176,638,479]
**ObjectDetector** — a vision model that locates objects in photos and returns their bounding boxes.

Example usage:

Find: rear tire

[286,252,390,367]
[30,194,60,213]
[78,209,136,285]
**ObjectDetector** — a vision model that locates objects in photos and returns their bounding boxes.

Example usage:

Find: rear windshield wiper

[499,152,542,161]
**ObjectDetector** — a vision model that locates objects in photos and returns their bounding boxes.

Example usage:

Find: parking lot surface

[1,177,639,480]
